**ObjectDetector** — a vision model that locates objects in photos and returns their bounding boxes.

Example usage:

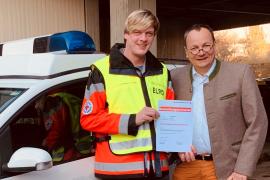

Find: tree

[215,31,240,62]
[244,25,269,62]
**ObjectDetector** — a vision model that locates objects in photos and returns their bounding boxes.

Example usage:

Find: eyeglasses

[187,44,214,55]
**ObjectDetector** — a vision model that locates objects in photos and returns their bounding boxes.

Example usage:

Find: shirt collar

[192,59,217,78]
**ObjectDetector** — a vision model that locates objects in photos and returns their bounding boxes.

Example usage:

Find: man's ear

[184,47,189,59]
[124,33,128,40]
[213,43,216,52]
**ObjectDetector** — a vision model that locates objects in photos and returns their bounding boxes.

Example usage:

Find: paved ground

[250,140,270,180]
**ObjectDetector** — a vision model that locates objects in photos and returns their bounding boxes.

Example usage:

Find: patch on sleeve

[83,100,93,115]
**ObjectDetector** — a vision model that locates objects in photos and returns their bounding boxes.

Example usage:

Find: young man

[80,9,174,179]
[171,24,268,180]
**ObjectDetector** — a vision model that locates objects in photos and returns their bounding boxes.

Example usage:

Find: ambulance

[0,31,105,179]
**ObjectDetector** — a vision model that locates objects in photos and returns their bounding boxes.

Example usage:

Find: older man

[171,24,268,180]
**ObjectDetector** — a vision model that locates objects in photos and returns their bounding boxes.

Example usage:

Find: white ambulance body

[0,31,104,179]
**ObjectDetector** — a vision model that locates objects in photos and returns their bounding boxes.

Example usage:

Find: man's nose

[197,49,205,55]
[139,33,147,41]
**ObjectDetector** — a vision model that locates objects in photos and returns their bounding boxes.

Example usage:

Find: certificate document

[156,100,193,152]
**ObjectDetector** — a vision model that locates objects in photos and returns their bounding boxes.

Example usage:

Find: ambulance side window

[10,103,45,151]
[9,79,91,165]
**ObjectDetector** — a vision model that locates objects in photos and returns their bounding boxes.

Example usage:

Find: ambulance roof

[0,31,106,79]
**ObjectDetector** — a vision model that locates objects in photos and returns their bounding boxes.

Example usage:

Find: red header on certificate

[159,106,191,112]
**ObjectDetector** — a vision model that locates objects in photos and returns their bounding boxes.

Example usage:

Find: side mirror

[3,147,52,173]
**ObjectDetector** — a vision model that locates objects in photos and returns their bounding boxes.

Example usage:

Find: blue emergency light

[49,31,96,54]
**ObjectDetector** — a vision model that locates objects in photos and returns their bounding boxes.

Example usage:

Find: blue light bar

[49,31,96,54]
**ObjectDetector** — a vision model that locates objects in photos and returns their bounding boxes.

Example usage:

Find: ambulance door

[0,79,96,179]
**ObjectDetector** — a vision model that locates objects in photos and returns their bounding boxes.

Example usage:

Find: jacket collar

[109,43,163,76]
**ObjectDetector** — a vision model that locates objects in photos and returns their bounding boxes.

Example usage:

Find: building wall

[158,19,186,60]
[0,0,186,59]
[0,0,86,43]
[85,0,100,51]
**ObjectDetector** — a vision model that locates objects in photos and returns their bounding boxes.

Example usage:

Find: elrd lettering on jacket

[153,87,164,95]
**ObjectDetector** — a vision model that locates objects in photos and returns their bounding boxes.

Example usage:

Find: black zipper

[140,76,159,177]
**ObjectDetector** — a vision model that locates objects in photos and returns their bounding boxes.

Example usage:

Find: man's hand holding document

[156,100,193,152]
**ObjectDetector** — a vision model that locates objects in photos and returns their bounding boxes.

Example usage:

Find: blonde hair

[124,9,160,34]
